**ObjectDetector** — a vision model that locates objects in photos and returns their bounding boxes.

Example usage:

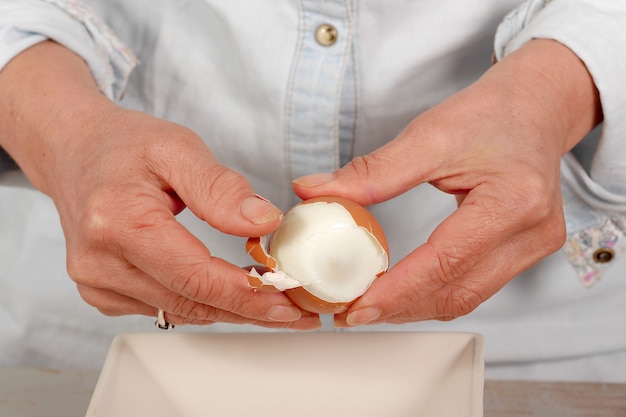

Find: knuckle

[344,155,374,179]
[423,246,484,319]
[508,171,555,224]
[66,255,88,285]
[508,173,567,254]
[97,307,122,317]
[339,154,388,204]
[537,215,567,254]
[141,121,198,161]
[80,186,168,248]
[170,261,225,304]
[76,284,104,309]
[168,296,208,319]
[206,165,246,200]
[170,274,202,301]
[167,297,240,325]
[435,284,483,319]
[197,165,249,221]
[80,190,120,245]
[433,246,470,286]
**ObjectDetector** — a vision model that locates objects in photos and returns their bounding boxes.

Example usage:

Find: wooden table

[1,368,625,416]
[484,380,626,417]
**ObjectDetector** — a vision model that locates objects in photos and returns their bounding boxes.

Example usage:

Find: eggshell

[297,196,389,255]
[246,196,389,314]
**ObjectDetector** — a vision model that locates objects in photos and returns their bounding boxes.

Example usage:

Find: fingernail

[333,319,349,328]
[241,194,283,225]
[266,305,302,322]
[290,316,323,331]
[292,173,334,187]
[346,307,382,326]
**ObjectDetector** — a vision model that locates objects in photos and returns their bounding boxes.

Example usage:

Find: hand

[0,41,321,329]
[293,39,602,326]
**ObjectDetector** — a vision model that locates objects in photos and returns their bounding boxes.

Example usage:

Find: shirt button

[315,23,338,46]
[593,247,615,264]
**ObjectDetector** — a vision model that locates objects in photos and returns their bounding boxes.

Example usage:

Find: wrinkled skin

[293,39,602,327]
[0,38,600,329]
[0,41,320,330]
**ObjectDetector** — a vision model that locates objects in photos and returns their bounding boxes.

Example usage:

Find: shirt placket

[284,0,353,193]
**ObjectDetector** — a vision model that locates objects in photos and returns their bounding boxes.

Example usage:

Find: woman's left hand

[293,39,602,326]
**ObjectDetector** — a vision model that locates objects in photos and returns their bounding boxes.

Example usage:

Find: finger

[78,285,216,326]
[77,264,321,330]
[70,215,316,326]
[75,266,231,323]
[345,222,560,326]
[70,223,320,326]
[144,129,283,236]
[292,115,451,205]
[78,285,321,330]
[77,283,158,317]
[72,186,304,324]
[122,219,304,319]
[339,186,565,325]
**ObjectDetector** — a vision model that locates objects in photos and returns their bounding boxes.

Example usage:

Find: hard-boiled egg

[246,196,389,314]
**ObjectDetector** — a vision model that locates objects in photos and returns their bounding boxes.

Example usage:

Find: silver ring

[155,309,174,330]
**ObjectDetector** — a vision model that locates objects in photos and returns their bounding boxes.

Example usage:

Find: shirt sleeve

[0,0,138,174]
[0,0,138,100]
[493,0,626,287]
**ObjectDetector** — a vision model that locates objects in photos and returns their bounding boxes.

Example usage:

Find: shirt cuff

[0,0,138,100]
[494,0,626,195]
[494,0,626,287]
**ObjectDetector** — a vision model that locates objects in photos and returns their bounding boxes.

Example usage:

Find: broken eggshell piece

[246,196,389,314]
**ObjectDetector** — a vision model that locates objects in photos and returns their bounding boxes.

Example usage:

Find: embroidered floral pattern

[42,0,139,98]
[562,216,626,287]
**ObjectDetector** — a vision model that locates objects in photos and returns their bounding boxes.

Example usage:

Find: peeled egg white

[246,196,389,314]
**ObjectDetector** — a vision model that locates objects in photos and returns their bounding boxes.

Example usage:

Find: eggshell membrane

[244,265,282,293]
[246,196,389,314]
[246,237,277,270]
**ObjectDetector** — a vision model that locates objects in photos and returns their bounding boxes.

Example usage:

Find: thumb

[152,137,282,237]
[292,127,438,206]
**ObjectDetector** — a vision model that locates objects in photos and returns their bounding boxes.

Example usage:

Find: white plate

[86,332,484,417]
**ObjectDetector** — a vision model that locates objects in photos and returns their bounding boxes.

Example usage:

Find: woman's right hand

[0,41,321,329]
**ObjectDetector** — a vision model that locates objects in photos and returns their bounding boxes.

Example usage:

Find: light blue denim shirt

[3,0,624,285]
[2,0,626,378]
